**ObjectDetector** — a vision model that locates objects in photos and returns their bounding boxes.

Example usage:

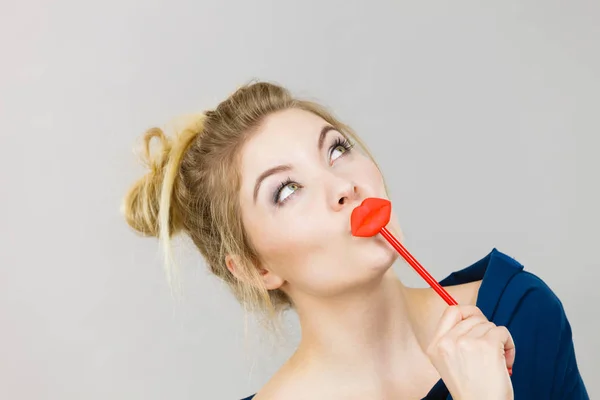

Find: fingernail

[508,367,513,376]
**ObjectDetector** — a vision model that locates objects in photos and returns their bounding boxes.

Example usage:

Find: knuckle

[426,343,436,358]
[456,336,472,351]
[488,325,506,338]
[497,325,509,334]
[437,336,455,355]
[465,305,482,315]
[443,305,460,318]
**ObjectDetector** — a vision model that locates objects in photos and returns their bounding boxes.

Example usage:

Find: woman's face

[237,108,402,300]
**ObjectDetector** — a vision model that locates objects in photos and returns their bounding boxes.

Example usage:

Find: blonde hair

[121,81,383,318]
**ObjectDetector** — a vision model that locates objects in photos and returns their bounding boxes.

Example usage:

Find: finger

[432,305,485,341]
[445,315,489,341]
[459,320,496,340]
[486,326,516,369]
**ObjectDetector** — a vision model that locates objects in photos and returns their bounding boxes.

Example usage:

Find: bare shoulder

[446,279,483,306]
[250,360,313,400]
[250,360,365,400]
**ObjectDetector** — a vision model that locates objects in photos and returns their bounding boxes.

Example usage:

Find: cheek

[246,215,326,272]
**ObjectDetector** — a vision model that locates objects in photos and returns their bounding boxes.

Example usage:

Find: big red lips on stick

[350,198,458,306]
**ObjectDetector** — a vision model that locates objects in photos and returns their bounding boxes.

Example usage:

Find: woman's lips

[351,198,392,237]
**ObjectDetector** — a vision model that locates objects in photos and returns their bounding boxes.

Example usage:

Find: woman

[122,82,588,399]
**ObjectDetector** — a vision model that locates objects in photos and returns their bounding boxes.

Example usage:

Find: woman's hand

[426,305,516,400]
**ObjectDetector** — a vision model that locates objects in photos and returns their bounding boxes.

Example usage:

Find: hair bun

[122,115,205,241]
[121,127,173,238]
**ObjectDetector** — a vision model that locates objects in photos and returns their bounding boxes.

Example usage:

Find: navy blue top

[241,248,589,399]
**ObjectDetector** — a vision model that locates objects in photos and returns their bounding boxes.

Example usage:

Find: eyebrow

[252,125,337,203]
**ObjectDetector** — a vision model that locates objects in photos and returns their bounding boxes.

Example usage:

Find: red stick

[379,227,458,306]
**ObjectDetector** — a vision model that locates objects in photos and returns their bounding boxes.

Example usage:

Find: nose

[329,177,360,212]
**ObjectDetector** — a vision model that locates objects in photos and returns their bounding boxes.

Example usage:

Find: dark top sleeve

[544,293,589,399]
[508,275,589,400]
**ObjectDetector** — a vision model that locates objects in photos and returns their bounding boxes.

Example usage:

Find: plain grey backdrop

[1,0,598,399]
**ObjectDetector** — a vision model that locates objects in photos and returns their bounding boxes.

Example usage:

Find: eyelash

[272,136,355,206]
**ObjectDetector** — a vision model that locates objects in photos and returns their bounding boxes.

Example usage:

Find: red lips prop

[351,198,458,306]
[351,198,392,237]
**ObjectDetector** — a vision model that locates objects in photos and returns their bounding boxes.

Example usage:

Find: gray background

[1,1,598,399]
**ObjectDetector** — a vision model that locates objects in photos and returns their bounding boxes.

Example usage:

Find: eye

[329,137,354,164]
[273,178,301,205]
[270,136,355,207]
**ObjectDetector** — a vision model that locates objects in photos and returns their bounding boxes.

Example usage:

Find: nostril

[338,197,345,205]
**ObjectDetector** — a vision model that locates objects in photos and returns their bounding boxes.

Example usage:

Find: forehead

[241,108,329,163]
[251,108,327,146]
[238,108,330,194]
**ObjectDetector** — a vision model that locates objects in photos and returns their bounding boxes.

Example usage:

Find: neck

[291,269,433,375]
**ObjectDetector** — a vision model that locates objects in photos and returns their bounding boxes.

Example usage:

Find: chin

[362,237,398,273]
